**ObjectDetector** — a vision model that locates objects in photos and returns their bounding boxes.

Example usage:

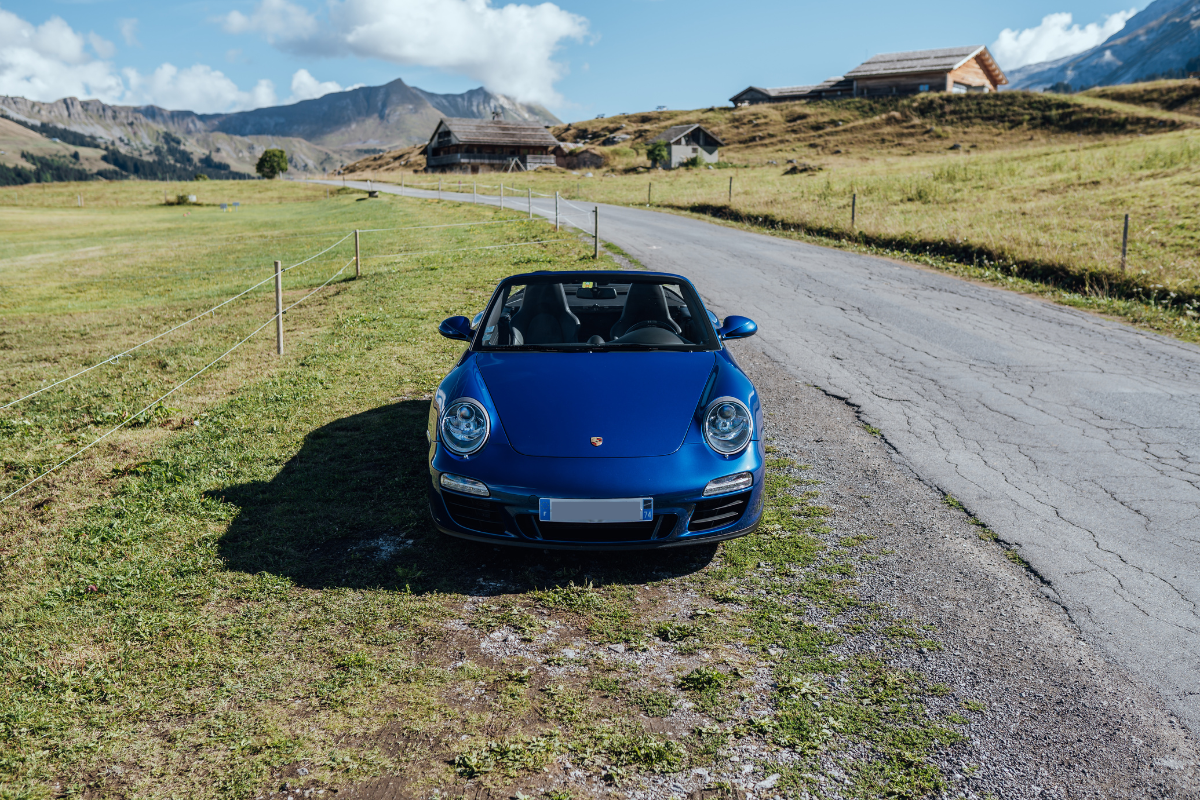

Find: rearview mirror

[718,315,757,340]
[438,315,474,341]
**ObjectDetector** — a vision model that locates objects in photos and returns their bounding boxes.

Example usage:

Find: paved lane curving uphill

[325,180,1200,731]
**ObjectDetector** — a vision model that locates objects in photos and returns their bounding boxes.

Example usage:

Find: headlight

[703,397,752,455]
[440,398,490,455]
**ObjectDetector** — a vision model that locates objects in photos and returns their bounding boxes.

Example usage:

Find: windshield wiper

[595,343,665,351]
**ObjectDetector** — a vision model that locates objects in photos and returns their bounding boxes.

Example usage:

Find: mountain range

[0,77,558,177]
[1008,0,1200,90]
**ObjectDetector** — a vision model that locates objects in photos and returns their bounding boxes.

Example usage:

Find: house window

[691,146,698,154]
[919,84,930,92]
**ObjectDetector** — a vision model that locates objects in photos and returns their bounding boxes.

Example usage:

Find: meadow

[1,180,984,799]
[349,91,1200,338]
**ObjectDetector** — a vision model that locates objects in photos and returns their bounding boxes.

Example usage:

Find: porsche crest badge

[590,436,603,447]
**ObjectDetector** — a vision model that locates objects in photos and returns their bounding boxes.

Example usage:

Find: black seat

[510,283,580,344]
[610,283,682,339]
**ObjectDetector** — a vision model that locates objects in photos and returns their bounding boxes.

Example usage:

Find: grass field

[1,180,986,799]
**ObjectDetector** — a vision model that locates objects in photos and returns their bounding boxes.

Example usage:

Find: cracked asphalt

[324,181,1200,736]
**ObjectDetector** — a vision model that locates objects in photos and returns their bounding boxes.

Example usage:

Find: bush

[646,140,668,166]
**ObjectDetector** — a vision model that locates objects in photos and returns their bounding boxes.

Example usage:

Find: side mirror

[438,315,474,341]
[718,315,757,340]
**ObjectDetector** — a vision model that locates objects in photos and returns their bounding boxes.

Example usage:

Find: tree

[646,140,668,167]
[256,149,289,179]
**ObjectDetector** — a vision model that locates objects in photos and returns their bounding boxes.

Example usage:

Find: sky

[0,0,1145,122]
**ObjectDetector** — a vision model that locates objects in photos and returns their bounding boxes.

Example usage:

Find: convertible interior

[479,279,716,349]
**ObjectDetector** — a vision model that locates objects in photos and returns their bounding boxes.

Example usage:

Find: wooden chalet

[730,46,1005,105]
[424,118,558,173]
[844,46,1007,96]
[652,124,725,169]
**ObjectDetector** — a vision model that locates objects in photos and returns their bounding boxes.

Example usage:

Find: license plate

[539,497,653,523]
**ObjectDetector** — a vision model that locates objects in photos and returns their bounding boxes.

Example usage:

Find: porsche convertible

[426,270,763,550]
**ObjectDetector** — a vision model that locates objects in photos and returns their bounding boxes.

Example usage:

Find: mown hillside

[550,91,1195,167]
[1083,79,1200,117]
[344,90,1197,179]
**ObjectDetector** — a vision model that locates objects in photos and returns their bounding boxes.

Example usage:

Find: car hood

[476,351,716,458]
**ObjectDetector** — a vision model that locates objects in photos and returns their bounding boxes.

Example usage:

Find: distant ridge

[1007,0,1200,91]
[0,77,559,175]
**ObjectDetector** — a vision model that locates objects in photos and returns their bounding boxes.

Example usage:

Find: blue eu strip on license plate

[539,497,653,523]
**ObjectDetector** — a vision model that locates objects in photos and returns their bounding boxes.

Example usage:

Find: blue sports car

[427,270,763,550]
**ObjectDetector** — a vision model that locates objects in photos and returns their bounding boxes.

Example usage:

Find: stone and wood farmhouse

[730,46,1007,105]
[651,124,726,169]
[424,118,559,173]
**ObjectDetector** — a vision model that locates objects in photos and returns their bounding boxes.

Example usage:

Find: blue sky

[0,0,1143,122]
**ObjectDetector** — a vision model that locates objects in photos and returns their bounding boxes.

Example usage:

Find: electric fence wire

[0,231,354,410]
[0,256,356,506]
[357,218,543,234]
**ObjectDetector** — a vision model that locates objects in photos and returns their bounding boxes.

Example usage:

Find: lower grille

[525,514,678,543]
[689,491,751,532]
[443,492,506,535]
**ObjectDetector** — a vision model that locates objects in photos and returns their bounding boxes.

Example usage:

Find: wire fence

[0,256,356,505]
[1,232,354,410]
[1,194,595,505]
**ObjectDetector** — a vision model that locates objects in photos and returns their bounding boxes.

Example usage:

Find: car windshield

[476,275,718,351]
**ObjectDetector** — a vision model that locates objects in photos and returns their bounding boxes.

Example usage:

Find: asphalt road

[324,179,1200,733]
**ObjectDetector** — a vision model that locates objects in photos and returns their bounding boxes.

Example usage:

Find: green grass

[0,181,596,798]
[2,181,980,799]
[361,93,1200,343]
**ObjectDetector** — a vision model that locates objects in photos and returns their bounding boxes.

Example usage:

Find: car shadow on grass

[214,400,715,596]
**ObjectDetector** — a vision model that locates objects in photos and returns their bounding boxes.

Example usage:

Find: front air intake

[688,491,750,532]
[443,492,506,535]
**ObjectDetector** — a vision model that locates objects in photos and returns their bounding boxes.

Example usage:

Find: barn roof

[809,76,854,93]
[430,118,559,147]
[845,46,1007,85]
[652,123,726,147]
[730,85,817,101]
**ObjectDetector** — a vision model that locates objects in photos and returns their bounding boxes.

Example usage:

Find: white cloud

[0,8,280,113]
[287,68,343,102]
[88,32,116,60]
[123,64,278,112]
[992,9,1137,70]
[0,9,125,102]
[225,0,589,106]
[221,0,318,43]
[118,18,139,48]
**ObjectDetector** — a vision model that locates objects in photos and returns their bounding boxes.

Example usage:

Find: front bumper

[427,440,765,550]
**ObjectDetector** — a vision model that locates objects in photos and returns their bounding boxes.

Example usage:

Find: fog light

[703,472,752,496]
[440,473,490,497]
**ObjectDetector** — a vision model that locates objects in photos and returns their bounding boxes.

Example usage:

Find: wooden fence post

[728,176,733,203]
[528,187,533,219]
[500,184,505,210]
[593,207,599,259]
[1121,214,1130,272]
[474,182,477,203]
[355,229,361,279]
[851,194,857,229]
[275,260,283,356]
[438,177,442,200]
[648,182,651,206]
[555,192,560,231]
